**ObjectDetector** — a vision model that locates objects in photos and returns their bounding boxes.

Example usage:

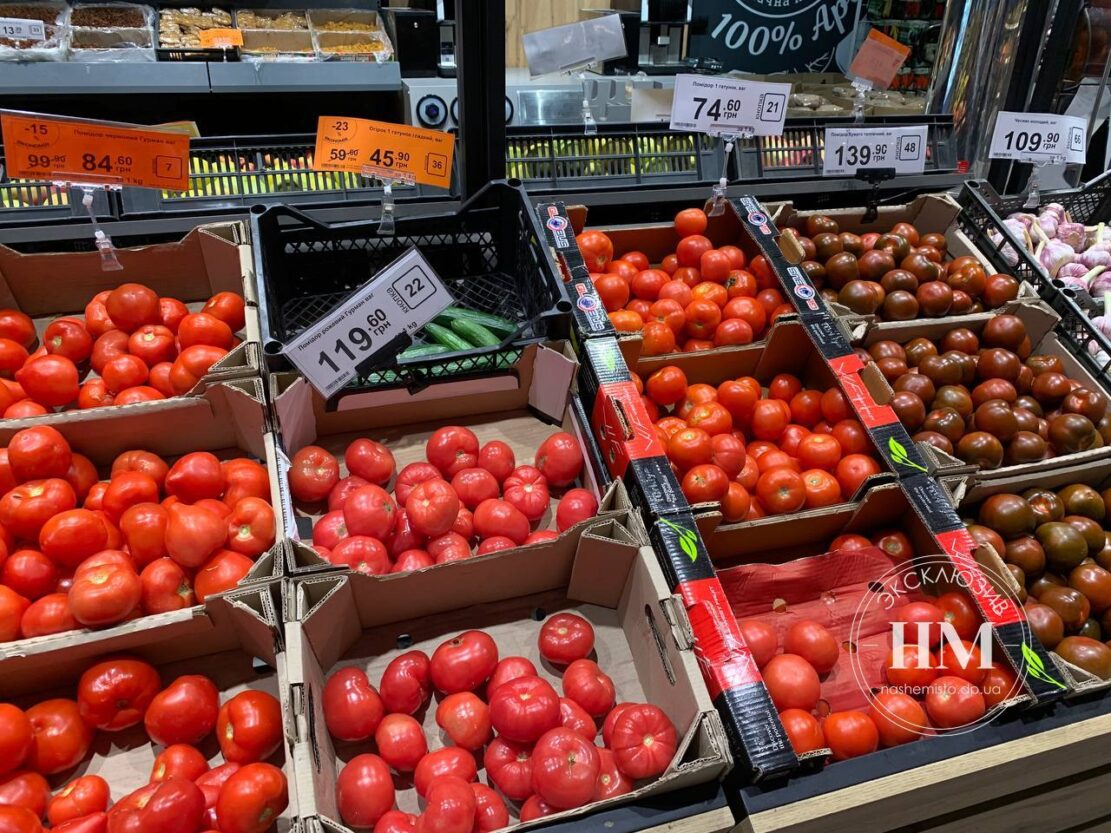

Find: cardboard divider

[0,379,282,661]
[940,456,1111,696]
[266,343,621,559]
[0,221,262,430]
[281,514,731,830]
[0,582,296,826]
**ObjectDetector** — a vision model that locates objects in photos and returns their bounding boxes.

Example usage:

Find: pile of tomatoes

[577,208,792,356]
[784,214,1020,321]
[635,364,883,519]
[0,425,275,644]
[322,613,678,831]
[0,655,287,832]
[737,590,1018,761]
[0,283,246,418]
[290,427,598,573]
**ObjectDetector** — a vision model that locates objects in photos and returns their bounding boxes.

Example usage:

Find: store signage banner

[688,0,863,74]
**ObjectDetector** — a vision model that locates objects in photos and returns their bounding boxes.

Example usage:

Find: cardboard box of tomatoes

[0,581,293,833]
[0,221,261,429]
[940,455,1111,695]
[279,511,731,832]
[0,378,283,662]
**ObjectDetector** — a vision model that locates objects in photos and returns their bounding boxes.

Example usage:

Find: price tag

[0,111,190,190]
[0,17,45,41]
[990,111,1087,164]
[848,29,911,90]
[669,74,790,136]
[823,125,928,176]
[198,28,243,48]
[314,116,454,189]
[283,247,454,397]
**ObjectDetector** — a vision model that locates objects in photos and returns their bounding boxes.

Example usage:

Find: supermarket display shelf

[0,59,401,95]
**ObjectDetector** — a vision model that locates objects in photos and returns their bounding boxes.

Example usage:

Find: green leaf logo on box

[658,517,700,563]
[887,437,927,473]
[1021,642,1067,690]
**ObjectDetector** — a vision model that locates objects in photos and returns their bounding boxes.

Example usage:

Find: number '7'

[693,97,708,119]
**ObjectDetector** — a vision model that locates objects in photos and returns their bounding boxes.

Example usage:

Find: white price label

[669,74,790,137]
[823,126,928,176]
[283,247,453,397]
[990,112,1087,164]
[0,17,46,40]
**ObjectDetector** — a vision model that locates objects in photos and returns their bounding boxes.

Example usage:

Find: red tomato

[756,468,806,514]
[106,283,159,333]
[895,601,946,648]
[393,463,439,506]
[834,453,881,497]
[374,713,427,773]
[0,804,44,832]
[831,420,870,456]
[429,532,473,564]
[344,484,398,539]
[8,426,70,481]
[102,471,159,523]
[165,451,224,503]
[872,529,914,563]
[676,234,713,269]
[217,691,283,764]
[328,536,390,575]
[483,737,533,800]
[0,769,49,818]
[413,747,477,798]
[0,310,34,347]
[687,401,733,436]
[222,459,270,507]
[674,208,708,237]
[19,593,74,638]
[763,654,820,711]
[426,426,480,477]
[194,550,253,602]
[46,773,109,826]
[681,463,730,503]
[447,467,498,512]
[429,630,498,694]
[214,762,288,833]
[114,385,167,404]
[144,675,219,746]
[885,645,938,693]
[150,743,208,783]
[535,432,584,487]
[0,705,31,778]
[936,591,979,641]
[556,696,596,742]
[925,675,987,729]
[1,550,56,600]
[403,479,459,538]
[101,354,149,393]
[169,345,228,394]
[736,619,777,668]
[556,488,598,531]
[321,666,385,743]
[982,662,1020,708]
[76,656,160,731]
[436,692,492,751]
[801,468,843,509]
[68,559,140,627]
[178,313,234,350]
[0,478,76,540]
[722,296,766,335]
[501,465,549,522]
[936,639,988,685]
[750,399,790,441]
[391,549,434,573]
[0,585,29,641]
[470,781,508,833]
[477,441,515,483]
[201,292,247,332]
[594,274,630,312]
[779,708,825,754]
[165,503,226,569]
[784,620,839,674]
[489,675,560,743]
[128,324,176,366]
[16,355,78,407]
[140,558,194,613]
[539,612,595,665]
[631,269,669,301]
[149,362,175,397]
[473,498,529,545]
[530,727,600,809]
[288,446,339,503]
[375,810,416,833]
[608,704,677,779]
[421,776,475,833]
[118,503,168,568]
[158,297,189,333]
[700,250,732,283]
[870,691,927,747]
[562,658,615,717]
[576,231,614,272]
[593,747,633,800]
[225,497,275,557]
[25,699,92,775]
[796,434,842,471]
[64,454,98,504]
[344,439,395,486]
[824,711,879,760]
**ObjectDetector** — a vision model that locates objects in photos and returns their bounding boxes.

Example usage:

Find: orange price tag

[847,29,911,90]
[314,116,454,189]
[0,111,190,190]
[198,28,243,48]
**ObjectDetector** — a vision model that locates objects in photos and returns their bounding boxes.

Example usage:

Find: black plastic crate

[119,133,454,217]
[957,175,1111,377]
[505,123,725,191]
[733,114,956,182]
[252,181,573,390]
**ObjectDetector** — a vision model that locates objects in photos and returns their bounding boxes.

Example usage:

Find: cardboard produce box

[281,512,731,831]
[0,221,261,430]
[942,456,1111,695]
[0,582,295,831]
[0,378,281,661]
[267,343,622,581]
[859,301,1111,483]
[772,193,1039,334]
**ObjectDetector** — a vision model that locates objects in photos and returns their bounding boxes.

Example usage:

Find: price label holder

[989,111,1086,208]
[314,116,454,236]
[521,14,626,78]
[1,110,191,270]
[282,246,454,398]
[0,17,45,41]
[670,74,789,216]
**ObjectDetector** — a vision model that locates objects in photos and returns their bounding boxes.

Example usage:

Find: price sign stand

[579,72,598,137]
[358,167,410,237]
[1021,154,1066,209]
[855,168,896,223]
[708,130,752,217]
[850,79,872,124]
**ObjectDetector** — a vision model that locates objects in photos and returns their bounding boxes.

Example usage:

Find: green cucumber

[435,306,517,335]
[449,318,500,347]
[398,344,451,360]
[423,322,473,352]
